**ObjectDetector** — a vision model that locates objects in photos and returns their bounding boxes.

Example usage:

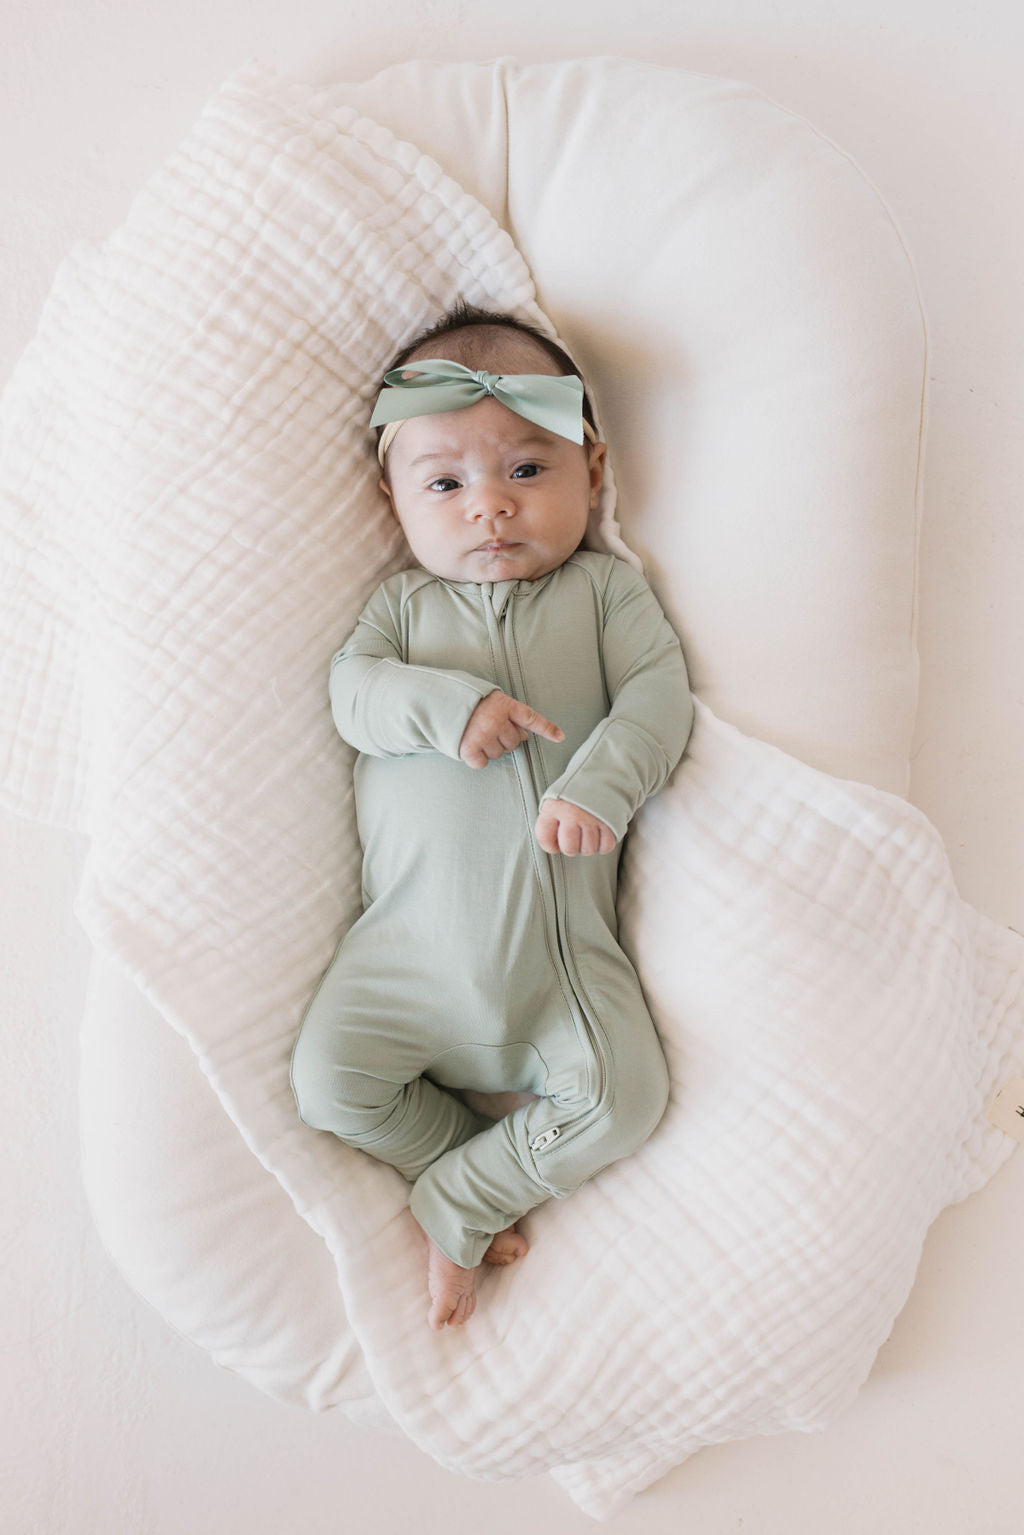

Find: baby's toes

[482,1227,529,1264]
[427,1295,450,1331]
[448,1289,476,1327]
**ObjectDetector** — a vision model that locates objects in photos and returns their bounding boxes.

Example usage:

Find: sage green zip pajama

[290,550,693,1269]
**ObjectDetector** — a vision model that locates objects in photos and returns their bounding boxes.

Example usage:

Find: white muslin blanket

[2,64,1023,1521]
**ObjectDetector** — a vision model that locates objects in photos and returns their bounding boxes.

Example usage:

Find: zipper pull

[530,1126,561,1151]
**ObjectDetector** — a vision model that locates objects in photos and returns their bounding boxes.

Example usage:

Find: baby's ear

[587,441,607,507]
[378,474,394,506]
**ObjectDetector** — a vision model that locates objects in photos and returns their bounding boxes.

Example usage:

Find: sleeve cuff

[373,661,496,758]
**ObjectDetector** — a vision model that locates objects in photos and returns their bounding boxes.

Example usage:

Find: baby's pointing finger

[514,703,565,743]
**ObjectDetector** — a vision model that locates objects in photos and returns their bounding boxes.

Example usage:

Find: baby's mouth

[476,541,520,552]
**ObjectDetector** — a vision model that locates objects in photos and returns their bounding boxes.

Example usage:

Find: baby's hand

[535,798,618,857]
[459,690,565,769]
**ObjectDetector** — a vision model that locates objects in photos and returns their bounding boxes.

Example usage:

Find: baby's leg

[409,1002,671,1277]
[290,1055,492,1182]
[290,982,493,1181]
[289,953,536,1326]
[418,1097,532,1330]
[293,1051,525,1328]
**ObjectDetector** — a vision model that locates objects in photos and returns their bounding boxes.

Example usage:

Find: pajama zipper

[484,586,608,1149]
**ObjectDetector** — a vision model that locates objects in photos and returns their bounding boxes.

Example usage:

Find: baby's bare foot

[426,1238,477,1331]
[482,1225,529,1265]
[425,1228,529,1329]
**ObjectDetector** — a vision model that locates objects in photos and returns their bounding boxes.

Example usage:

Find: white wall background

[2,3,1022,1532]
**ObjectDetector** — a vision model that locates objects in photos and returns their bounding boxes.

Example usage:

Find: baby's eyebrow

[408,450,460,466]
[408,436,554,467]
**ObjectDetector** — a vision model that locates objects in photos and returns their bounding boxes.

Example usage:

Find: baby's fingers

[583,820,619,856]
[534,798,618,857]
[512,701,564,744]
[460,726,528,768]
[496,722,529,752]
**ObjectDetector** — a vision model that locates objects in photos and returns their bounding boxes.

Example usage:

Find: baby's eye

[512,463,541,479]
[427,477,460,493]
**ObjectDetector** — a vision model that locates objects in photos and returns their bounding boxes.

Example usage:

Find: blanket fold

[2,62,1022,1522]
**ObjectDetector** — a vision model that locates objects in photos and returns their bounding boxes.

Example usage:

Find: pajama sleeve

[328,583,496,760]
[538,561,694,842]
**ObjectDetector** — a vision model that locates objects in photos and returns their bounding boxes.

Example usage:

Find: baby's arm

[537,561,694,845]
[329,583,499,759]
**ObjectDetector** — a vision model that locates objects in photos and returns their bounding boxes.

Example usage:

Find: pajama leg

[409,1004,671,1269]
[289,964,492,1181]
[291,1057,493,1181]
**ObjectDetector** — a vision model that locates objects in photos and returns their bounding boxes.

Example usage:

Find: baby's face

[380,396,606,584]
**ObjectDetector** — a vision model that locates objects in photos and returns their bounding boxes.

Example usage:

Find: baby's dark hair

[374,299,597,461]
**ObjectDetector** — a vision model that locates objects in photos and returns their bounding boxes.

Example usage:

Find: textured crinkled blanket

[2,64,1023,1522]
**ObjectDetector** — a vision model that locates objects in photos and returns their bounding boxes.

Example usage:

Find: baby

[290,301,694,1330]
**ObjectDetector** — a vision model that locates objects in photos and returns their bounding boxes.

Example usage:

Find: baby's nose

[468,480,515,519]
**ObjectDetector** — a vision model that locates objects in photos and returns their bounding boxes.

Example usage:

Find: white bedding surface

[3,60,1019,1520]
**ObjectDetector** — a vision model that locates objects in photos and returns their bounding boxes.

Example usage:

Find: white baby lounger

[3,56,1024,1521]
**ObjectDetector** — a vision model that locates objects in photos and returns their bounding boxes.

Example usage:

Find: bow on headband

[369,358,592,462]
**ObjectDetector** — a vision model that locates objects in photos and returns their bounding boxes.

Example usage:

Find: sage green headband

[370,357,594,464]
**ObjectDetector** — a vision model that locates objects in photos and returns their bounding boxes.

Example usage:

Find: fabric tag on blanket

[986,1076,1024,1144]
